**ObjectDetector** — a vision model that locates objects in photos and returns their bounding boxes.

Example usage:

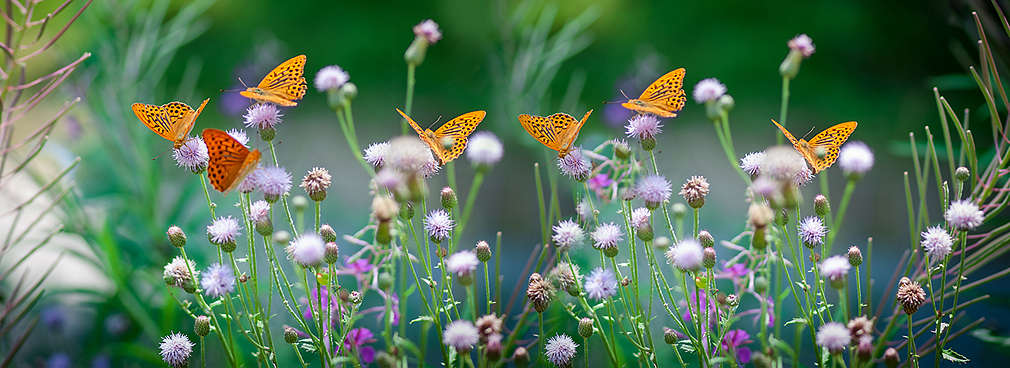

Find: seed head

[679,175,710,208]
[896,277,926,315]
[526,273,554,313]
[300,167,332,201]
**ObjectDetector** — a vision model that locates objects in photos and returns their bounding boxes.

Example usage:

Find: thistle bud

[654,236,671,250]
[376,221,392,245]
[857,336,873,361]
[697,230,714,248]
[604,246,620,258]
[273,230,291,246]
[485,334,503,361]
[475,241,491,262]
[884,347,899,368]
[748,203,774,229]
[955,166,970,182]
[814,194,830,217]
[378,272,394,290]
[258,127,276,142]
[847,246,863,267]
[284,325,298,344]
[717,94,735,113]
[340,82,358,100]
[372,196,398,222]
[614,140,631,160]
[194,315,210,337]
[751,227,768,250]
[578,317,594,338]
[324,242,340,264]
[636,223,654,242]
[726,294,739,308]
[440,187,457,209]
[664,327,678,344]
[292,195,309,213]
[167,226,187,248]
[319,224,337,243]
[183,281,197,294]
[640,137,656,151]
[703,247,717,269]
[220,240,237,253]
[754,276,769,294]
[526,273,554,313]
[513,347,530,368]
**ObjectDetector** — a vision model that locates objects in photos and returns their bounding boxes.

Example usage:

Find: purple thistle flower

[387,137,436,173]
[794,166,814,186]
[413,19,442,44]
[207,216,241,245]
[243,103,283,130]
[740,151,764,176]
[921,225,953,258]
[249,200,270,225]
[625,114,663,140]
[798,216,827,246]
[838,141,874,177]
[159,332,194,367]
[552,219,585,251]
[446,251,479,279]
[591,222,623,250]
[816,322,850,353]
[545,334,579,367]
[693,78,727,103]
[363,142,390,167]
[635,175,672,208]
[286,233,326,267]
[666,238,704,272]
[749,176,778,197]
[557,149,591,181]
[200,263,236,298]
[945,199,984,230]
[163,256,196,289]
[466,131,504,166]
[789,34,816,57]
[443,320,479,352]
[630,207,651,230]
[761,146,806,182]
[424,209,454,242]
[314,65,350,92]
[226,128,249,146]
[373,168,404,190]
[257,167,292,197]
[237,167,261,193]
[172,137,208,173]
[721,329,753,364]
[584,267,618,300]
[819,255,851,288]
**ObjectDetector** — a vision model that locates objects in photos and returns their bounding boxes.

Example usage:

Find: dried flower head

[549,262,581,295]
[557,149,591,181]
[945,200,984,231]
[788,34,816,57]
[200,263,236,298]
[740,151,764,176]
[163,256,196,289]
[921,225,953,258]
[413,19,442,44]
[635,175,672,209]
[476,314,503,343]
[300,167,332,200]
[466,131,504,166]
[591,222,623,251]
[816,322,850,354]
[679,175,710,208]
[896,277,926,315]
[173,137,209,173]
[798,216,827,247]
[625,114,663,141]
[526,273,554,313]
[584,267,618,300]
[243,103,283,130]
[552,219,585,251]
[693,78,727,103]
[819,255,851,288]
[666,239,704,272]
[838,142,874,177]
[545,334,579,367]
[364,142,390,167]
[159,332,194,367]
[314,65,350,92]
[424,209,454,243]
[286,234,326,267]
[442,320,478,353]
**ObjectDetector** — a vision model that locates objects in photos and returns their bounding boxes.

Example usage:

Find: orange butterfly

[132,98,210,149]
[202,128,262,193]
[517,110,593,157]
[771,119,858,173]
[621,68,687,118]
[395,108,486,165]
[239,55,307,107]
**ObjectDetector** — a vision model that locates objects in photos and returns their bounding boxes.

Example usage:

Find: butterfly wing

[132,103,180,142]
[432,110,486,163]
[241,55,307,106]
[170,98,209,144]
[519,113,564,153]
[203,128,262,193]
[771,119,801,148]
[622,68,686,118]
[396,108,447,163]
[557,109,592,154]
[806,121,858,173]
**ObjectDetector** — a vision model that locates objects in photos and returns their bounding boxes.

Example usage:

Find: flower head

[249,200,270,225]
[625,114,663,140]
[588,174,613,194]
[749,176,779,197]
[591,223,624,250]
[816,322,850,354]
[549,262,581,294]
[666,239,704,272]
[237,168,261,193]
[557,149,591,181]
[413,19,442,44]
[341,328,376,364]
[819,255,851,288]
[364,142,390,167]
[226,129,249,147]
[693,78,727,103]
[207,216,241,245]
[424,209,454,242]
[257,167,292,197]
[740,151,764,176]
[314,65,350,92]
[243,103,283,130]
[896,277,926,315]
[552,219,585,251]
[788,34,816,57]
[798,217,827,247]
[443,320,478,353]
[945,200,984,230]
[545,334,579,367]
[300,167,332,200]
[576,199,593,223]
[446,251,479,279]
[466,131,504,166]
[373,168,404,190]
[721,330,753,364]
[173,137,208,173]
[679,176,710,208]
[200,263,236,298]
[387,136,436,173]
[921,225,953,258]
[636,175,672,208]
[761,146,807,182]
[584,267,618,300]
[526,273,554,313]
[163,256,196,289]
[631,207,652,230]
[159,332,194,367]
[286,233,326,267]
[794,166,814,186]
[838,142,874,177]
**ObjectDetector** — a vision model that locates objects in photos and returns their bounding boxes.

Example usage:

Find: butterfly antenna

[427,115,443,130]
[238,76,249,88]
[801,126,816,140]
[602,90,631,105]
[620,89,630,99]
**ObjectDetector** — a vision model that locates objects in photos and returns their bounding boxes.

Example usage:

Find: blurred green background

[18,0,1010,366]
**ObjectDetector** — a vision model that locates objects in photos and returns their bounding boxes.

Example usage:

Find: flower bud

[884,347,899,368]
[705,99,722,121]
[604,245,620,258]
[183,281,197,294]
[640,137,656,151]
[955,166,970,182]
[726,294,739,308]
[614,141,631,160]
[814,194,830,218]
[376,221,392,245]
[717,94,735,113]
[779,49,804,79]
[663,327,677,344]
[754,276,769,294]
[220,240,236,253]
[703,247,716,269]
[857,336,873,361]
[194,315,210,337]
[654,236,671,250]
[340,82,358,100]
[324,242,340,264]
[848,246,863,267]
[284,325,298,344]
[513,346,530,368]
[748,203,774,229]
[292,195,309,213]
[167,226,187,248]
[372,196,399,222]
[475,241,491,262]
[378,272,394,290]
[259,127,276,142]
[751,227,768,250]
[254,217,273,237]
[578,317,594,338]
[636,223,654,242]
[404,37,430,66]
[485,334,503,361]
[319,224,337,243]
[440,187,457,210]
[273,230,291,246]
[697,230,714,248]
[349,291,363,304]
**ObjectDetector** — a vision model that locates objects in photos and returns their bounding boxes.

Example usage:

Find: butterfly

[771,119,858,173]
[621,68,687,118]
[396,108,486,165]
[239,55,307,107]
[517,110,593,157]
[132,98,210,149]
[202,128,262,193]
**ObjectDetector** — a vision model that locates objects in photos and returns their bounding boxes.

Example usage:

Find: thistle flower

[207,216,241,247]
[788,34,816,57]
[466,131,503,166]
[816,322,850,354]
[635,174,672,209]
[740,151,764,176]
[749,176,779,197]
[314,65,350,92]
[440,187,457,209]
[591,222,623,252]
[387,136,435,173]
[374,168,404,191]
[545,334,579,367]
[446,250,479,284]
[243,103,283,130]
[798,216,827,247]
[249,200,270,226]
[819,255,851,288]
[576,199,593,223]
[945,200,984,230]
[443,320,479,353]
[625,114,663,141]
[475,314,503,343]
[413,19,442,44]
[679,175,710,208]
[838,142,874,178]
[552,219,585,251]
[884,347,900,367]
[200,263,236,298]
[226,129,249,147]
[578,318,594,338]
[921,225,953,258]
[847,246,863,266]
[159,332,194,367]
[364,142,390,167]
[761,146,807,182]
[475,240,491,262]
[583,267,618,300]
[424,209,454,243]
[163,256,196,290]
[666,239,704,272]
[549,262,581,296]
[794,166,814,186]
[238,168,260,193]
[630,207,651,230]
[173,137,208,173]
[258,167,292,200]
[286,233,326,267]
[557,149,591,181]
[847,316,874,343]
[300,167,332,201]
[693,78,727,103]
[526,273,554,313]
[896,277,926,315]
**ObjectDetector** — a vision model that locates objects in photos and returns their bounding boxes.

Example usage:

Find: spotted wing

[519,113,567,153]
[557,110,592,153]
[395,108,446,163]
[253,55,307,105]
[807,121,858,173]
[170,98,209,140]
[432,111,486,163]
[203,128,262,193]
[623,68,686,117]
[132,102,190,142]
[771,119,801,149]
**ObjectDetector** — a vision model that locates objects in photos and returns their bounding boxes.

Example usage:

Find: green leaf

[784,318,808,326]
[410,315,434,325]
[942,348,970,363]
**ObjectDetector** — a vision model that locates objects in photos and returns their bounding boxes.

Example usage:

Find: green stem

[404,63,416,135]
[778,76,791,146]
[826,178,857,253]
[457,168,487,238]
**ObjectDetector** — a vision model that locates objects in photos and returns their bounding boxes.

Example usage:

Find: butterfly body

[239,55,307,107]
[396,108,486,165]
[771,119,857,173]
[132,98,210,149]
[621,68,687,118]
[518,110,593,157]
[202,128,262,193]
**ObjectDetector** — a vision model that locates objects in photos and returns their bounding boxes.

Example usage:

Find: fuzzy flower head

[635,175,672,208]
[838,142,874,177]
[207,216,241,245]
[424,209,454,243]
[679,175,710,208]
[749,176,779,197]
[413,19,442,44]
[237,167,261,193]
[387,136,437,173]
[819,255,851,288]
[226,129,249,147]
[286,233,326,267]
[552,219,585,251]
[442,320,478,353]
[257,167,292,198]
[314,65,350,92]
[740,151,764,176]
[466,131,504,166]
[625,114,663,141]
[761,146,807,182]
[545,334,579,367]
[945,199,984,231]
[584,267,618,300]
[200,263,236,298]
[300,167,332,200]
[896,277,926,315]
[243,103,283,130]
[557,149,591,181]
[163,256,196,289]
[816,322,850,354]
[249,200,270,225]
[172,137,209,173]
[446,251,479,279]
[363,142,390,167]
[631,207,652,230]
[373,168,404,191]
[159,332,194,367]
[798,216,827,247]
[921,225,953,259]
[693,78,727,103]
[591,222,624,251]
[789,34,816,57]
[666,238,704,272]
[794,166,814,186]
